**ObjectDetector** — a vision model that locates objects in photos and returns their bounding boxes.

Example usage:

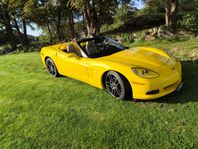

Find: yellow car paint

[41,42,182,100]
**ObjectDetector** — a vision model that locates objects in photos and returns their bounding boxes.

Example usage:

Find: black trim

[146,90,159,95]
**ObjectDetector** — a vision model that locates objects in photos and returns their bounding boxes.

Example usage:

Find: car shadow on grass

[139,61,198,104]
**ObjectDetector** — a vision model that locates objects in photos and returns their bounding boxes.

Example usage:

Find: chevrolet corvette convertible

[41,36,183,100]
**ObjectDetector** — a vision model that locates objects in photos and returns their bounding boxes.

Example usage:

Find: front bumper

[130,61,182,100]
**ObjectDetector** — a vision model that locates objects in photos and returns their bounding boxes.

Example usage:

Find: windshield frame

[76,36,127,58]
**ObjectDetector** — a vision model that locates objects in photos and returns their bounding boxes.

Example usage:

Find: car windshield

[77,37,128,58]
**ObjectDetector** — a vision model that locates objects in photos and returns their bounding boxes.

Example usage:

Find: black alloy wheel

[105,71,131,100]
[45,58,59,77]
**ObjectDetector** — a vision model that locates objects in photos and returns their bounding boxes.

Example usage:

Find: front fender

[86,60,147,90]
[41,46,59,67]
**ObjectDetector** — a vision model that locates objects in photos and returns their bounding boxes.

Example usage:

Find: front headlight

[132,68,159,79]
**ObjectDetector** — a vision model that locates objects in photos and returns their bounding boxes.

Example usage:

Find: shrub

[113,4,134,24]
[180,11,198,32]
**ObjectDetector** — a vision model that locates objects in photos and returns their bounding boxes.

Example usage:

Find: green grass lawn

[0,51,198,148]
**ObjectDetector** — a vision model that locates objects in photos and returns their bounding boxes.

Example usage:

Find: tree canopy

[0,0,198,48]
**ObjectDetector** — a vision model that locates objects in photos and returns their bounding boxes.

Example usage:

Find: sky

[27,24,42,37]
[27,0,145,37]
[134,0,144,9]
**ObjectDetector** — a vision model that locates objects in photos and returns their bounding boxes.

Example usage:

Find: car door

[56,50,88,82]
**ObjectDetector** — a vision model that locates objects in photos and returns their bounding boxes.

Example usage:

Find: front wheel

[105,71,132,100]
[45,58,59,77]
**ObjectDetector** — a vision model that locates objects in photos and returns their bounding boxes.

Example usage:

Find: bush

[113,4,134,24]
[180,11,198,32]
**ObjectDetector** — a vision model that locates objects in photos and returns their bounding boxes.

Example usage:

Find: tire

[45,58,59,77]
[105,71,132,100]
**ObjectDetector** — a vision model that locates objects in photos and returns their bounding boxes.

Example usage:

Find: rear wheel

[105,71,132,100]
[45,58,59,77]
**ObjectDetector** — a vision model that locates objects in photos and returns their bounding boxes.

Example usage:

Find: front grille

[146,89,159,95]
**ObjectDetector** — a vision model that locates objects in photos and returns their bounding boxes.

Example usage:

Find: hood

[100,47,176,69]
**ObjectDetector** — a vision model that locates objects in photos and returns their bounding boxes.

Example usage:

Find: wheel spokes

[108,74,114,82]
[46,60,56,76]
[106,74,123,98]
[115,88,122,96]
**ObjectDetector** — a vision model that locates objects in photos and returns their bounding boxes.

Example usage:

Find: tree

[142,0,179,27]
[25,0,76,42]
[113,3,135,24]
[165,0,178,27]
[14,0,30,46]
[23,0,54,42]
[0,0,16,49]
[0,0,32,48]
[68,0,132,36]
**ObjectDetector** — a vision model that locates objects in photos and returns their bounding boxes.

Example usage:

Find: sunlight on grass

[0,52,198,148]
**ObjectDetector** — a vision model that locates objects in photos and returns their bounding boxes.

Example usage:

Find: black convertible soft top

[76,36,105,43]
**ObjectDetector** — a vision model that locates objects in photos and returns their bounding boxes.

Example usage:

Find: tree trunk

[14,18,23,44]
[4,13,16,50]
[165,0,178,27]
[83,2,100,37]
[22,19,29,46]
[165,0,172,26]
[56,9,62,41]
[165,10,171,26]
[68,10,75,38]
[171,0,179,31]
[87,24,97,37]
[87,24,100,36]
[46,22,53,43]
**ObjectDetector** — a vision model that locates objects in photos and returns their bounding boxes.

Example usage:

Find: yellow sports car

[41,36,183,100]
